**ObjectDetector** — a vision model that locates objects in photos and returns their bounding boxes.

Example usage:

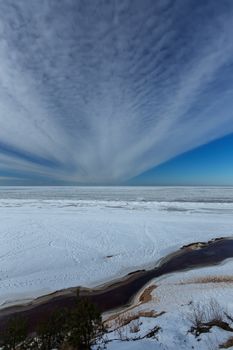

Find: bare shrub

[224,312,233,325]
[113,312,139,329]
[187,302,206,330]
[188,299,225,328]
[112,310,161,341]
[187,299,231,337]
[113,313,142,340]
[114,314,131,341]
[207,299,225,322]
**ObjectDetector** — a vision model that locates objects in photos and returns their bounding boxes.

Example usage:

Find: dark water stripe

[0,237,232,332]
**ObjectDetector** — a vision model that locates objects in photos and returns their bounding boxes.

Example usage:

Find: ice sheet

[0,186,232,306]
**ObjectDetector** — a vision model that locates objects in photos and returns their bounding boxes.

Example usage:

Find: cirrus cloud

[0,0,233,184]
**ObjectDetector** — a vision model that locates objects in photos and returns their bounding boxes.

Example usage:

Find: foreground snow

[0,186,232,308]
[104,261,233,350]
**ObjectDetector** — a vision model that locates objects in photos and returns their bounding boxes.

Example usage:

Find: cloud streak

[0,0,233,184]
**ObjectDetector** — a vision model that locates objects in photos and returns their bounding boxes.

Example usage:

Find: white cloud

[0,1,232,183]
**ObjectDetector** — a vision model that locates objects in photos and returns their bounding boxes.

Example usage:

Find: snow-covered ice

[0,186,233,308]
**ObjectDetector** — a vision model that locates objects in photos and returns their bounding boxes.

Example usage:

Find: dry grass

[111,310,163,341]
[104,283,164,338]
[180,275,233,285]
[105,284,159,325]
[138,310,163,318]
[115,312,139,328]
[139,285,157,303]
[220,336,233,348]
[106,309,164,331]
[113,310,159,329]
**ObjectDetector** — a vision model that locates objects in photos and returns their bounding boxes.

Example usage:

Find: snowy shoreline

[0,187,233,349]
[0,187,232,309]
[0,236,232,318]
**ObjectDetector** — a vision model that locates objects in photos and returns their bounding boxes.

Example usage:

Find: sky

[130,133,233,186]
[0,0,233,186]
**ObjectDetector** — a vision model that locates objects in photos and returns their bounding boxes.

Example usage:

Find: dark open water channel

[0,237,232,332]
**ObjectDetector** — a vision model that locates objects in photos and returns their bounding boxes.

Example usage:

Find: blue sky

[130,133,233,186]
[0,0,233,185]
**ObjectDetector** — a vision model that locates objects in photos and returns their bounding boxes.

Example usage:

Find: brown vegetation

[220,336,233,348]
[179,275,233,285]
[139,285,157,303]
[188,299,233,338]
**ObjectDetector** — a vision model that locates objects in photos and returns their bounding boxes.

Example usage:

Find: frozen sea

[1,185,233,202]
[0,186,233,307]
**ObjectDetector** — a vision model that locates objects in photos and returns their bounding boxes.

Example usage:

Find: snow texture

[0,186,232,309]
